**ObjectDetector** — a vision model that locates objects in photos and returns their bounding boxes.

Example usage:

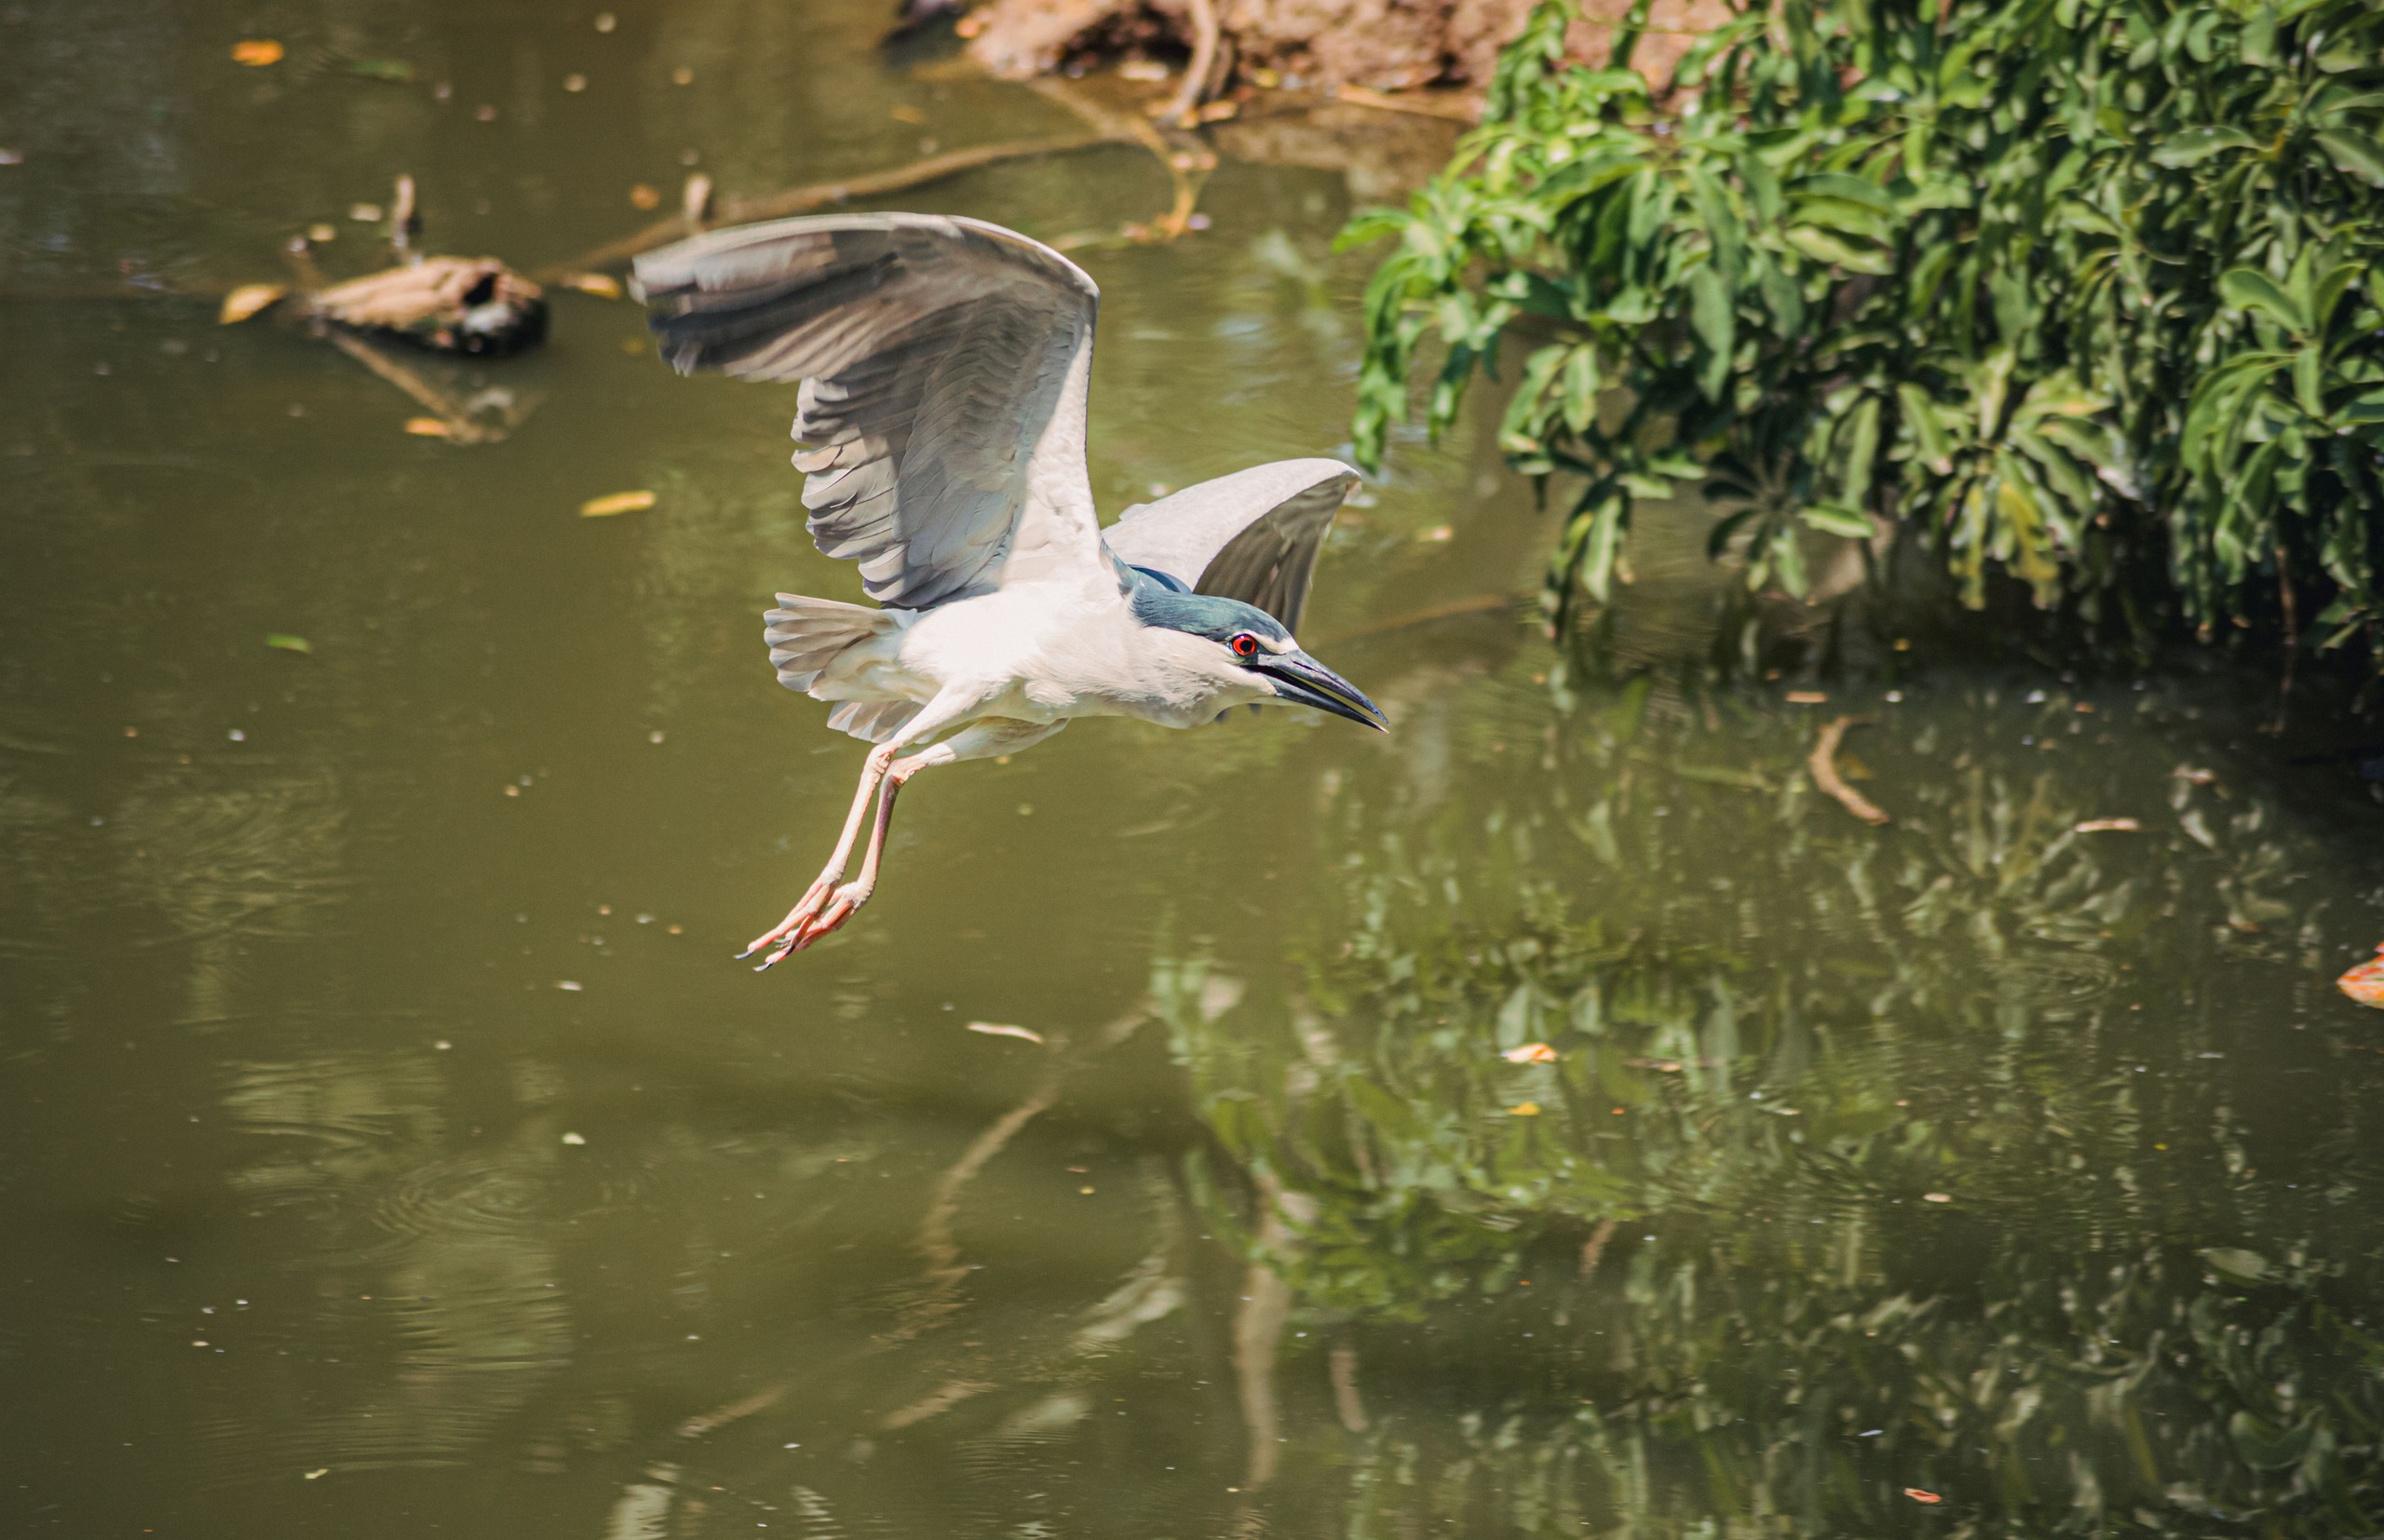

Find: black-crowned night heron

[637,212,1385,967]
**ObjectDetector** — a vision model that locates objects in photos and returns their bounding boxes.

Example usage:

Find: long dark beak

[1253,649,1388,732]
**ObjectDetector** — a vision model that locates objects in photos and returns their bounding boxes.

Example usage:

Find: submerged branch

[1809,715,1891,827]
[535,132,1118,280]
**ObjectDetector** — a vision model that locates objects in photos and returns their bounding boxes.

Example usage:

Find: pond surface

[7,2,2384,1536]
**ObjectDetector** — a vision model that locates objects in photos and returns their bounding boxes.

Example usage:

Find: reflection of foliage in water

[1163,674,2384,1533]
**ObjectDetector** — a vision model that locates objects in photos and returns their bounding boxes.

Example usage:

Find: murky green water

[7,2,2384,1535]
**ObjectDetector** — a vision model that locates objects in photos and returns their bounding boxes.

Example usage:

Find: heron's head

[1130,578,1387,732]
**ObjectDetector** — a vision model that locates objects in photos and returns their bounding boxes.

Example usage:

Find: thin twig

[1161,0,1222,126]
[1332,84,1484,123]
[319,329,500,443]
[534,133,1117,279]
[2270,542,2297,736]
[1809,714,1891,827]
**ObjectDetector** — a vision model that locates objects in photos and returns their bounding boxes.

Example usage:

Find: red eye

[1230,633,1258,658]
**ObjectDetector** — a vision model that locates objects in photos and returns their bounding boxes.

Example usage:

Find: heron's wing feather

[1100,458,1358,634]
[637,213,1104,610]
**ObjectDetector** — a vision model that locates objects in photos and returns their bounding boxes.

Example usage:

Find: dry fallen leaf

[890,103,928,125]
[1922,1192,1952,1203]
[579,490,657,518]
[403,417,452,438]
[1502,1043,1559,1064]
[2339,946,2384,1010]
[628,183,662,209]
[557,271,624,299]
[2073,817,2142,832]
[231,38,285,66]
[218,283,287,324]
[1785,690,1830,704]
[1904,1488,1943,1504]
[967,1021,1045,1044]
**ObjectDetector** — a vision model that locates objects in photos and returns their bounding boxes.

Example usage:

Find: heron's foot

[738,878,836,970]
[785,880,874,953]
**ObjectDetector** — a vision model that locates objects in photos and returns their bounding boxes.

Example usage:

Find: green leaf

[1687,264,1734,401]
[2150,126,2257,167]
[1560,345,1601,436]
[2315,129,2384,188]
[1898,384,1956,475]
[1799,505,1875,539]
[265,633,313,654]
[2219,268,2307,334]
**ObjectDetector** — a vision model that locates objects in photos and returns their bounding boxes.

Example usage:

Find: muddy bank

[958,0,1729,103]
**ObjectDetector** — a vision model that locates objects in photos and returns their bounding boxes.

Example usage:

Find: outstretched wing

[637,213,1105,610]
[1101,458,1359,635]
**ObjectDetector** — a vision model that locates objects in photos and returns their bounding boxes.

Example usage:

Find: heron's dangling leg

[740,741,899,965]
[784,717,1066,954]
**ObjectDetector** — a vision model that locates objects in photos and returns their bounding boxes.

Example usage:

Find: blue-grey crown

[1124,566,1292,644]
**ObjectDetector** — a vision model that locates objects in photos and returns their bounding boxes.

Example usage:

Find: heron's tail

[764,593,896,694]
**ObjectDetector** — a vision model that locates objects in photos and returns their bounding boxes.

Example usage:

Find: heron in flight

[637,212,1385,967]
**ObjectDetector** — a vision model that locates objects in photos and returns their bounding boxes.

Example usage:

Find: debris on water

[1625,1057,1686,1072]
[557,272,622,299]
[348,203,385,223]
[304,1468,330,1479]
[218,283,288,324]
[1501,1043,1557,1063]
[306,223,339,243]
[629,183,662,209]
[1508,1101,1541,1116]
[1922,1192,1950,1203]
[2073,817,2142,832]
[671,66,695,86]
[563,74,589,92]
[556,979,583,991]
[1785,690,1829,705]
[231,39,284,66]
[1904,1489,1942,1504]
[2174,765,2217,786]
[227,729,246,742]
[264,634,312,653]
[403,417,452,438]
[967,1021,1045,1044]
[0,149,22,166]
[579,490,657,518]
[2338,946,2384,1009]
[562,1131,587,1144]
[594,11,616,31]
[306,256,548,357]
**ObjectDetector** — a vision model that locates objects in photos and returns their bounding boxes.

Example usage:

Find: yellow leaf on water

[1502,1043,1558,1064]
[967,1021,1045,1044]
[557,271,624,299]
[403,417,452,438]
[218,283,287,324]
[264,633,312,654]
[578,490,656,518]
[231,38,284,66]
[1508,1101,1541,1116]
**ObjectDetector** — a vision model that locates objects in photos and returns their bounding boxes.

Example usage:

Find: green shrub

[1344,0,2384,651]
